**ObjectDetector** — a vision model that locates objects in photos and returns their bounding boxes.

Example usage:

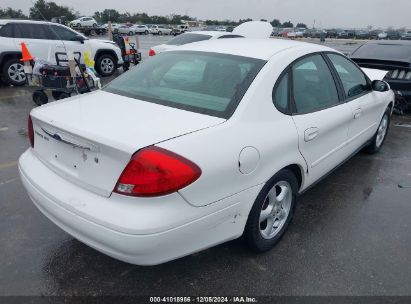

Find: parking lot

[1,35,411,296]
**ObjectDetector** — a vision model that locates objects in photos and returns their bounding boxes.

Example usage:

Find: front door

[326,53,387,151]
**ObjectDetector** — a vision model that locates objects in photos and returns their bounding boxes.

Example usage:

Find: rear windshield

[352,43,411,62]
[166,33,211,45]
[104,51,266,118]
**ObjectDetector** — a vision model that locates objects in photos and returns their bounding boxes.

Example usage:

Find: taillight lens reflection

[28,115,34,148]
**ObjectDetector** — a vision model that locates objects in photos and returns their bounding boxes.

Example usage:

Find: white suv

[0,20,123,86]
[69,17,98,28]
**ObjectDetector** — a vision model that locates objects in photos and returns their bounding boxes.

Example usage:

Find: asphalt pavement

[0,35,410,297]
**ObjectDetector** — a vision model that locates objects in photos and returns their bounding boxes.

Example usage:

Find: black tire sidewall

[367,108,391,154]
[2,58,26,86]
[244,170,298,252]
[32,90,48,106]
[95,54,116,77]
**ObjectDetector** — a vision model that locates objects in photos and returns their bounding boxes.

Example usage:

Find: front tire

[2,58,26,86]
[244,170,298,252]
[144,30,149,35]
[366,108,390,154]
[95,54,116,77]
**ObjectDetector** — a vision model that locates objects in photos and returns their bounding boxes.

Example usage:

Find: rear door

[287,54,353,185]
[12,23,56,62]
[326,53,385,151]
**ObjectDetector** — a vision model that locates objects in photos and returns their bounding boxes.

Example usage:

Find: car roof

[173,38,335,60]
[189,31,232,37]
[0,19,55,26]
[351,40,411,63]
[363,40,411,46]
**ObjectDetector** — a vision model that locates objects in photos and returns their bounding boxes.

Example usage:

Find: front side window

[292,54,339,113]
[49,25,81,41]
[327,53,370,99]
[104,51,266,118]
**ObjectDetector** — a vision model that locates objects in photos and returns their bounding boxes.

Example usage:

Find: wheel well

[282,164,303,190]
[0,52,22,67]
[94,50,118,63]
[388,101,394,112]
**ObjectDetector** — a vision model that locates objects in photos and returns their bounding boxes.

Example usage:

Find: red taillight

[28,115,34,148]
[114,146,201,197]
[149,49,156,56]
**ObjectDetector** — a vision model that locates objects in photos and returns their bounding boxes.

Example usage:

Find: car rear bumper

[19,149,260,265]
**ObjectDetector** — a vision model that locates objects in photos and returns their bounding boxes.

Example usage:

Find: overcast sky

[2,0,410,28]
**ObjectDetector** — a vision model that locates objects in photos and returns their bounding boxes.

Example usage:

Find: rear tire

[2,58,26,86]
[366,108,390,154]
[244,170,298,252]
[129,31,134,36]
[32,90,48,106]
[52,91,70,100]
[144,30,149,35]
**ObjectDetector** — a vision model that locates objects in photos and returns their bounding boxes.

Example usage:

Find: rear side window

[273,72,289,112]
[0,23,14,37]
[13,23,53,39]
[292,54,339,113]
[327,53,370,99]
[166,33,211,46]
[104,51,266,118]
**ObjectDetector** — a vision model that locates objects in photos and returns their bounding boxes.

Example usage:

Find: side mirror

[372,80,390,92]
[72,35,85,44]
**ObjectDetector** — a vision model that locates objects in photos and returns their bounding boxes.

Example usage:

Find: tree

[282,21,294,28]
[270,19,281,27]
[29,0,76,21]
[296,23,307,29]
[238,18,253,24]
[0,7,27,19]
[93,9,121,23]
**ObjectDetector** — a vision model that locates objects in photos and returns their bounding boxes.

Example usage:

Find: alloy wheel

[259,181,292,240]
[8,63,26,83]
[101,58,114,74]
[376,114,388,148]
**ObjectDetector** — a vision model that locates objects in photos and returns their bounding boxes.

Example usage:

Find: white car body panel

[361,67,389,81]
[232,21,273,39]
[19,149,262,265]
[20,38,394,265]
[30,90,223,197]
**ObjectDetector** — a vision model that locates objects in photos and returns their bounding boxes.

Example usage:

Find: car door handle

[354,108,362,119]
[304,127,319,142]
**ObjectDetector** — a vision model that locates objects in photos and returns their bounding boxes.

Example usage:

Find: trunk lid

[31,91,224,197]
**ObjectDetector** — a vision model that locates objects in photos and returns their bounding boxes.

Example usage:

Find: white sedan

[149,31,244,56]
[19,38,394,265]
